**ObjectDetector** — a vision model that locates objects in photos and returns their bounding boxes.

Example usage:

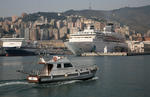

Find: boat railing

[74,64,97,68]
[71,62,97,68]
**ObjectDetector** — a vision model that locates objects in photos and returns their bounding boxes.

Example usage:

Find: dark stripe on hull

[5,48,37,56]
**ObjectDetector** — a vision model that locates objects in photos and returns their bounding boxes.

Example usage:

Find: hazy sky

[0,0,150,17]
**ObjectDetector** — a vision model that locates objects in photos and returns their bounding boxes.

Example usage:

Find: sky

[0,0,150,17]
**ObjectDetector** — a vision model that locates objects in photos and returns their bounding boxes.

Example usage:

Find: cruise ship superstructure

[65,24,128,55]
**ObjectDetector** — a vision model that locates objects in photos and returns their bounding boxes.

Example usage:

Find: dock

[81,52,150,56]
[81,52,127,56]
[127,52,150,56]
[0,48,6,56]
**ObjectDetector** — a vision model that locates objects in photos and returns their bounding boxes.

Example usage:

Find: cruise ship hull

[5,47,37,56]
[65,41,128,56]
[64,42,94,55]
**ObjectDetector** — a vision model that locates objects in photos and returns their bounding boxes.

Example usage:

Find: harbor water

[0,55,150,97]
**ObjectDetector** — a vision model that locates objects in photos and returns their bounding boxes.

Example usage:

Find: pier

[127,52,150,56]
[81,52,127,56]
[81,52,150,56]
[0,48,6,56]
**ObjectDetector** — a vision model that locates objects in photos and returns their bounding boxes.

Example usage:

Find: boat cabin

[39,56,74,76]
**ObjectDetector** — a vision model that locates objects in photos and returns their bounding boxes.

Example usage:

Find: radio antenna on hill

[89,1,92,10]
[38,0,41,12]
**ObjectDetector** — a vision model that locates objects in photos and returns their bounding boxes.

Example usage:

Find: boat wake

[34,80,81,88]
[0,81,29,87]
[58,77,98,85]
[57,80,81,86]
[54,77,99,87]
[0,77,99,88]
[91,76,99,80]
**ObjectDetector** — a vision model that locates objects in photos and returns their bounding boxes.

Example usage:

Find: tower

[89,1,92,10]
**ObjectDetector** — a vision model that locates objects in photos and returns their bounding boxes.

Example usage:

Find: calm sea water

[0,55,150,97]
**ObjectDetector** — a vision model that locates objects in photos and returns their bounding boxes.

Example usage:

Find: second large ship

[0,38,37,56]
[65,24,128,55]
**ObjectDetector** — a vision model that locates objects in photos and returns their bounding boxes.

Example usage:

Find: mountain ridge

[14,5,150,34]
[63,5,150,33]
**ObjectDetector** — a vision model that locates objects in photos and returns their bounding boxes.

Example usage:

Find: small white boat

[27,56,98,83]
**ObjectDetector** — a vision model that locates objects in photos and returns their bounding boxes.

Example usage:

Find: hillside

[22,12,66,22]
[20,5,150,33]
[63,5,150,33]
[111,5,150,33]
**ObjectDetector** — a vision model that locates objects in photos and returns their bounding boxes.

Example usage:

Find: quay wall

[81,52,127,56]
[81,52,150,56]
[127,52,150,56]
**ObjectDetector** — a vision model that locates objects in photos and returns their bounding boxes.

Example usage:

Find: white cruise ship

[64,24,128,55]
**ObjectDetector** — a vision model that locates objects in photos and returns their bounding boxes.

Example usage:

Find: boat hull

[65,41,128,55]
[27,69,97,84]
[64,42,93,55]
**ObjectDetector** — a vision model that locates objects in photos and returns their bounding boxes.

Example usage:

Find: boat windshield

[47,64,53,75]
[57,63,61,68]
[64,63,73,68]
